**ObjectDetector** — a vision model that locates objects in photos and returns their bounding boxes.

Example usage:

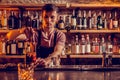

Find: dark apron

[36,30,57,58]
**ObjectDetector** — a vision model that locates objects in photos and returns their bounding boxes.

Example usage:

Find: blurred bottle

[108,12,113,30]
[113,10,118,29]
[113,37,119,54]
[25,11,32,27]
[8,11,17,29]
[87,10,92,29]
[92,12,97,29]
[80,35,86,54]
[17,12,22,28]
[6,40,11,55]
[107,35,113,54]
[86,34,91,54]
[1,10,8,29]
[97,11,103,29]
[71,35,80,54]
[92,37,99,54]
[99,37,106,54]
[32,12,40,29]
[71,10,76,30]
[0,11,2,28]
[57,15,65,30]
[10,40,17,55]
[17,40,24,55]
[102,12,107,29]
[82,10,87,30]
[76,10,82,30]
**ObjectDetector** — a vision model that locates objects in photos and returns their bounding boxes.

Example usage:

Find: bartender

[6,4,66,66]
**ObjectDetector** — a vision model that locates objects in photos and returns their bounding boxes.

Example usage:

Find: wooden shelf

[0,54,26,58]
[61,29,120,33]
[0,2,120,9]
[61,54,120,59]
[0,29,9,34]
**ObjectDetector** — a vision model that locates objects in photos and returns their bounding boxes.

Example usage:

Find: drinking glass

[18,63,34,80]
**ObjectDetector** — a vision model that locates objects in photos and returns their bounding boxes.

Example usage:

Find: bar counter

[0,65,120,80]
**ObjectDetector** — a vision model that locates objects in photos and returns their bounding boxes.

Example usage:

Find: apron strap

[37,29,57,47]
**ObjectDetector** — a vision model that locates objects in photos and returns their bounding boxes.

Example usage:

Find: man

[6,4,66,66]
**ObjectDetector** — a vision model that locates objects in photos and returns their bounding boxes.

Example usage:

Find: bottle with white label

[80,35,86,54]
[86,34,91,54]
[113,11,118,29]
[17,40,24,55]
[11,40,17,55]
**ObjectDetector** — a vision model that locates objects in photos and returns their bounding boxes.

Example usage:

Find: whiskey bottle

[58,15,64,30]
[113,11,118,29]
[1,10,7,29]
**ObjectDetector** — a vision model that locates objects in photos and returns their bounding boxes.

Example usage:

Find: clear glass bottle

[86,34,91,54]
[80,34,86,54]
[99,37,106,54]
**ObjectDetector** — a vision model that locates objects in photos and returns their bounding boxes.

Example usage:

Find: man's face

[42,10,57,30]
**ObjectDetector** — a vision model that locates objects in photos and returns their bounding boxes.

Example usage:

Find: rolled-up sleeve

[56,31,66,47]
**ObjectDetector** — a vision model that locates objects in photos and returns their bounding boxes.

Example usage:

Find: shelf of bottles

[60,54,120,59]
[0,2,120,58]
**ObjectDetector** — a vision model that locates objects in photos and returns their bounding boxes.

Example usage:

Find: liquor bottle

[92,12,97,29]
[92,37,99,54]
[0,11,2,28]
[87,10,92,29]
[76,10,82,30]
[57,15,64,30]
[17,40,24,55]
[6,40,11,55]
[82,10,87,30]
[113,38,119,54]
[25,11,31,27]
[8,11,16,29]
[71,10,76,30]
[71,35,80,54]
[1,10,7,29]
[65,15,71,31]
[97,11,103,29]
[17,12,22,28]
[86,34,91,54]
[102,12,107,29]
[80,35,86,54]
[32,12,40,29]
[99,37,106,54]
[113,11,118,29]
[107,35,113,54]
[108,12,113,30]
[10,40,17,55]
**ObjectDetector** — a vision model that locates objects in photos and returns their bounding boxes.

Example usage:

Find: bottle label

[11,44,16,54]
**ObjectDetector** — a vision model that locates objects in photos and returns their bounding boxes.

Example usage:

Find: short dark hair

[42,4,58,13]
